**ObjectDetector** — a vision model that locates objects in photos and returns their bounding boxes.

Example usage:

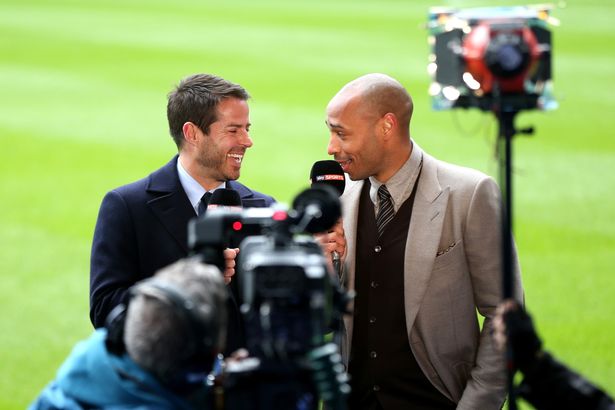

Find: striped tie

[376,184,394,237]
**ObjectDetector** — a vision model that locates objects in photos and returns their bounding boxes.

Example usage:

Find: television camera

[427,6,559,410]
[188,185,350,410]
[427,5,557,112]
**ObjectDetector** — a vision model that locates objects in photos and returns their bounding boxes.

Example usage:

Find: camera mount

[427,6,558,409]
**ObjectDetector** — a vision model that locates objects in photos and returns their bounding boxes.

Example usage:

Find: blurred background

[1,0,613,408]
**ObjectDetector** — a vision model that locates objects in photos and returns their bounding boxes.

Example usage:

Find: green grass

[1,0,614,408]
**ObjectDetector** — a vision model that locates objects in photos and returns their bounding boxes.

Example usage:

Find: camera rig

[427,5,557,112]
[427,6,559,410]
[188,185,350,410]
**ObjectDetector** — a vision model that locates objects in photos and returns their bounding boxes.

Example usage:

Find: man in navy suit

[89,74,275,352]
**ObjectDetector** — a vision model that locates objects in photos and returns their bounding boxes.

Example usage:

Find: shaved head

[328,73,413,136]
[326,73,414,182]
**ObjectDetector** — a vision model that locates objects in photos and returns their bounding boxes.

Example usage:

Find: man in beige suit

[322,73,523,409]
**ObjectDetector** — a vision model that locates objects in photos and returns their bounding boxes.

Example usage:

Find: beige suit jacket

[339,148,523,409]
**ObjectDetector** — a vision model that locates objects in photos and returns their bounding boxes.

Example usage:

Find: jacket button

[374,245,381,253]
[373,385,381,392]
[370,281,379,289]
[370,351,377,359]
[369,316,376,324]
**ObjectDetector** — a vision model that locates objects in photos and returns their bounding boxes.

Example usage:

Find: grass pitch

[1,0,614,407]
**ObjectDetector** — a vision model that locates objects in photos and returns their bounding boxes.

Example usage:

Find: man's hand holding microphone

[310,160,347,280]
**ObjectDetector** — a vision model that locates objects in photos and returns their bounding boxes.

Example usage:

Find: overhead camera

[188,185,350,410]
[427,8,560,406]
[427,5,557,112]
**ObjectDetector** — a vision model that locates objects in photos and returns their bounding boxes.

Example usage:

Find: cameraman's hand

[494,299,543,373]
[223,248,239,285]
[493,299,517,351]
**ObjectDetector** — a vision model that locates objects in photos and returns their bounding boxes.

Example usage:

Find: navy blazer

[89,155,275,352]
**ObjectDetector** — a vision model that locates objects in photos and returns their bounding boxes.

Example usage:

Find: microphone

[208,188,243,210]
[203,188,244,363]
[309,161,347,352]
[310,160,345,197]
[309,160,345,274]
[291,185,341,235]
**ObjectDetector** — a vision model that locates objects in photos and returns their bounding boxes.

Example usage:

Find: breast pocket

[433,239,464,273]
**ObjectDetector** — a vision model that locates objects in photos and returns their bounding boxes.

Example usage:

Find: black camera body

[221,235,337,410]
[188,206,278,272]
[238,235,333,359]
[188,185,350,410]
[428,5,556,112]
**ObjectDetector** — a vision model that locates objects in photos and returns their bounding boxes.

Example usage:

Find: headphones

[105,279,222,389]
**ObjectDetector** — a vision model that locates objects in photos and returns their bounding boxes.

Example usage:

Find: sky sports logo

[314,175,344,181]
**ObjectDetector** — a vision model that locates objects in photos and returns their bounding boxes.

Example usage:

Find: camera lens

[485,32,530,78]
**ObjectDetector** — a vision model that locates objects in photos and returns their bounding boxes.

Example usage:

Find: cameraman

[30,258,227,410]
[494,300,615,410]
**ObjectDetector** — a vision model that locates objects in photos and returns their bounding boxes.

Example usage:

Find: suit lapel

[339,178,364,358]
[404,155,449,332]
[341,178,363,292]
[146,156,195,254]
[228,180,269,207]
[145,169,270,255]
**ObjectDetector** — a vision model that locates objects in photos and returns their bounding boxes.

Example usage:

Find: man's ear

[182,122,200,147]
[380,113,397,139]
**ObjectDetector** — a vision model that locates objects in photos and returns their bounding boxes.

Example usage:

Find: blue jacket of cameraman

[29,329,199,410]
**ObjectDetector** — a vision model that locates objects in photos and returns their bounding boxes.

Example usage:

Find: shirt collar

[177,158,225,214]
[369,140,423,212]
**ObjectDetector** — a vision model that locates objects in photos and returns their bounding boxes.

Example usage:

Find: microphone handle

[332,251,341,277]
